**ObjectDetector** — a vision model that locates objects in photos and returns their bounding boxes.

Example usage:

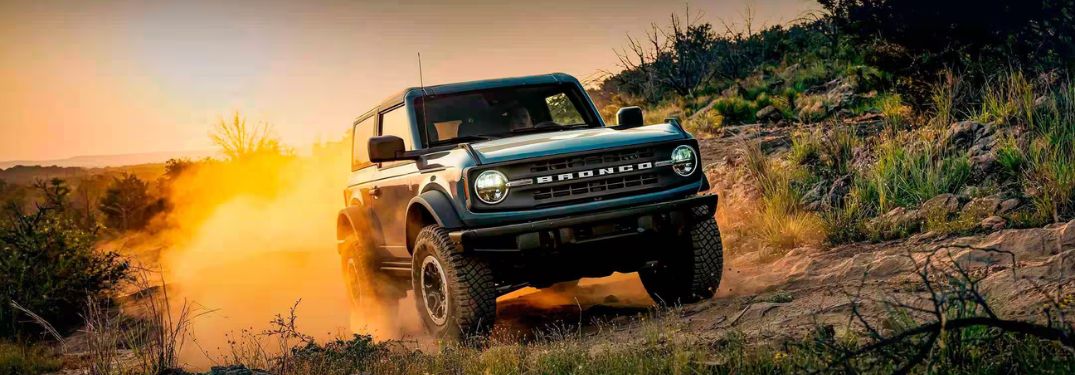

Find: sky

[0,0,818,161]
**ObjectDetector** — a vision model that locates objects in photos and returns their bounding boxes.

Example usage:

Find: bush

[713,96,757,124]
[0,184,129,339]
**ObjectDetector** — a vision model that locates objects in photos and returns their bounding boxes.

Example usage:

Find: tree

[210,112,284,160]
[819,0,1075,75]
[98,174,162,232]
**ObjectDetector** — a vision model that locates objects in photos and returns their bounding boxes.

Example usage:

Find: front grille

[467,141,697,211]
[528,148,655,173]
[533,173,659,201]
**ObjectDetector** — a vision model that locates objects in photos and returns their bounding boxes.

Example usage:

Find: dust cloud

[132,141,416,369]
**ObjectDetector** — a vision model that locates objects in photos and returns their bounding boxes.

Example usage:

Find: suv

[337,73,723,339]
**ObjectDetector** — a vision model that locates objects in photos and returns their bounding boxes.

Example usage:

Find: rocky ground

[494,125,1075,350]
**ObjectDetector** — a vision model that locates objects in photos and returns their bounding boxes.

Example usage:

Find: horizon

[0,0,817,161]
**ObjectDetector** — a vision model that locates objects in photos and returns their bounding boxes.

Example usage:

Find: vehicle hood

[468,124,688,164]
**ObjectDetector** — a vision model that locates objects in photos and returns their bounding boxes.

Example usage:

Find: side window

[352,116,375,170]
[380,106,415,150]
[545,93,585,125]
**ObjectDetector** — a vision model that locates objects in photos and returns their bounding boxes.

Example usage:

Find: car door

[367,104,423,257]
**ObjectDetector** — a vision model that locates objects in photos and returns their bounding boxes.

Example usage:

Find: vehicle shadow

[491,272,656,341]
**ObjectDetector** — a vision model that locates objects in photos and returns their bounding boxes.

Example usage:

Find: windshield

[416,84,596,146]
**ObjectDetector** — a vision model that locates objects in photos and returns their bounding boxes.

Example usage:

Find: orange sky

[0,0,817,161]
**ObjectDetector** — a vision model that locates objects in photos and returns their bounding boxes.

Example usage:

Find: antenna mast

[418,52,425,89]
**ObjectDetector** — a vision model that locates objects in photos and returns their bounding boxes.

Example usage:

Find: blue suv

[337,73,722,339]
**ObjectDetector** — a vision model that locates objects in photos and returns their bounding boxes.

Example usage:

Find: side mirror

[368,135,408,162]
[616,106,644,128]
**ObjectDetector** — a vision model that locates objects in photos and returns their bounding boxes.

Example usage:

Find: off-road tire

[340,231,402,336]
[639,210,723,305]
[412,225,497,340]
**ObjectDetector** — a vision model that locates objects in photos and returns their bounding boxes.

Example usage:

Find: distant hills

[0,150,218,170]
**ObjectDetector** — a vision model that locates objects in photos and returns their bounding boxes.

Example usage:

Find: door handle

[369,187,381,198]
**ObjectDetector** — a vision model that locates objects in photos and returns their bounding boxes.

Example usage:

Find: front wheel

[412,225,497,340]
[639,214,724,305]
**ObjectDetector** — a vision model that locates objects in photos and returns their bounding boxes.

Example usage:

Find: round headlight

[671,145,697,176]
[474,170,509,204]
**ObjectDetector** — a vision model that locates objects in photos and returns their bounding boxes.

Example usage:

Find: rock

[603,294,620,304]
[998,198,1021,214]
[969,152,998,177]
[824,175,852,208]
[981,216,1007,231]
[945,121,994,149]
[208,365,272,375]
[921,193,960,215]
[756,105,782,122]
[800,180,827,211]
[962,196,1001,216]
[1061,220,1075,249]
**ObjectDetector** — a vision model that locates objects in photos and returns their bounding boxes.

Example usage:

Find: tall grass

[741,143,825,254]
[1024,80,1075,222]
[866,138,971,212]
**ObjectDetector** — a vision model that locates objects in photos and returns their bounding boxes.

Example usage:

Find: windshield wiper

[429,135,498,146]
[510,123,592,134]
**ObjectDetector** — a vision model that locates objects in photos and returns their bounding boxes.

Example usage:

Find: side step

[379,260,411,278]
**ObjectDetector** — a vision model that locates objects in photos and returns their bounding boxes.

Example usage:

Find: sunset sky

[0,0,817,161]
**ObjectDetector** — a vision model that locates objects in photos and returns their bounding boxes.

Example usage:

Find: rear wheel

[412,225,496,340]
[340,231,401,337]
[639,212,724,305]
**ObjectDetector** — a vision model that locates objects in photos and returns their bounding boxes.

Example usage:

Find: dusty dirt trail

[491,130,1075,347]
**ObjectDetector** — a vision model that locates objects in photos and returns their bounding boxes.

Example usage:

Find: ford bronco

[337,73,723,339]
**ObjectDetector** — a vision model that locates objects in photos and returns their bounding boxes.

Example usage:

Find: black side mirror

[616,106,644,128]
[368,135,408,162]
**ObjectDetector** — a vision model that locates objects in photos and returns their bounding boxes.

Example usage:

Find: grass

[0,341,61,375]
[741,143,826,255]
[866,137,971,213]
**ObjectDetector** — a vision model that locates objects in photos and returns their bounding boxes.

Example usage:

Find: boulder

[997,198,1021,215]
[800,181,827,211]
[1061,220,1075,249]
[921,193,960,215]
[944,121,993,150]
[981,216,1007,231]
[824,175,852,208]
[962,196,1001,216]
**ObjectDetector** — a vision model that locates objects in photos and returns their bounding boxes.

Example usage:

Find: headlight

[473,170,509,204]
[671,145,697,176]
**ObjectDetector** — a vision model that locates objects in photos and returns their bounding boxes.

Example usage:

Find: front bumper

[449,194,717,252]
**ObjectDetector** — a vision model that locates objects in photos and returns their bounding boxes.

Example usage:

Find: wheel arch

[336,204,374,254]
[406,190,464,254]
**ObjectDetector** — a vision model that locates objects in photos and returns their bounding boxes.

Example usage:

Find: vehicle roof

[356,72,580,123]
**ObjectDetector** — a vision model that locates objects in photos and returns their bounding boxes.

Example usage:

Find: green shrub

[0,182,129,339]
[995,135,1025,179]
[713,96,757,124]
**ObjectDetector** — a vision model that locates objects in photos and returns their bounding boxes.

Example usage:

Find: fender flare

[405,190,464,252]
[336,204,376,253]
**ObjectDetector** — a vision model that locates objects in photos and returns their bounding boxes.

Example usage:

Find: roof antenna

[418,51,432,148]
[418,52,425,90]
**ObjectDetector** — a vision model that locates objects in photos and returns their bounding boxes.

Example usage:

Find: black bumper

[449,194,717,252]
